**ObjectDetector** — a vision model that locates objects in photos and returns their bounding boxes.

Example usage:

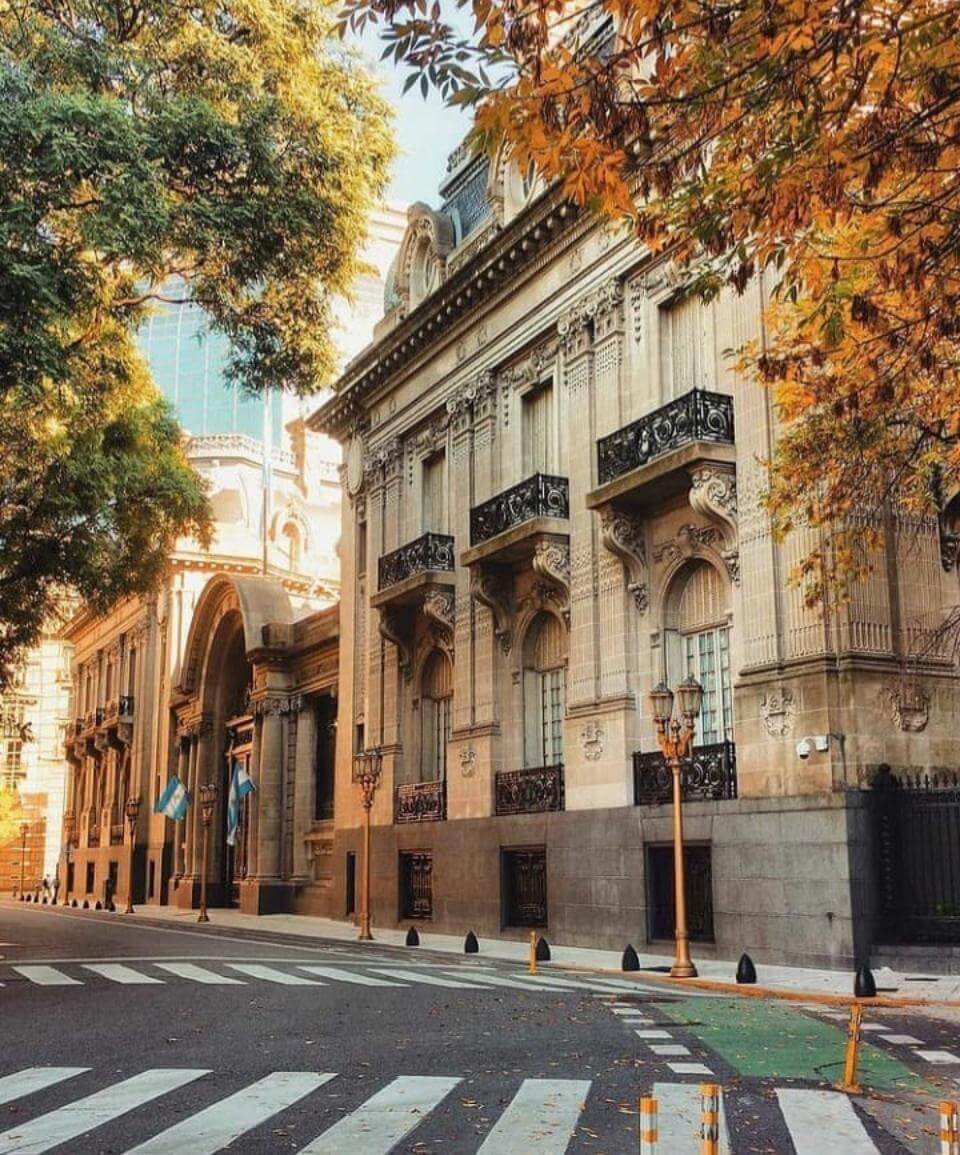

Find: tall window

[314,694,337,821]
[664,561,732,745]
[522,383,554,475]
[523,613,567,768]
[1,701,25,789]
[659,294,713,399]
[421,452,447,533]
[420,650,452,781]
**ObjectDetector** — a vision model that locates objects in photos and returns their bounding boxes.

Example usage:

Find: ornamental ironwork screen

[399,851,434,920]
[872,766,960,944]
[502,847,548,927]
[633,741,737,806]
[646,843,715,943]
[470,474,569,545]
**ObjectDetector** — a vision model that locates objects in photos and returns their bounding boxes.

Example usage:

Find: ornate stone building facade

[312,145,960,967]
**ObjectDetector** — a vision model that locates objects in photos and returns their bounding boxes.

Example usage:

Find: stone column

[172,738,189,877]
[292,696,315,879]
[255,697,285,880]
[183,735,199,877]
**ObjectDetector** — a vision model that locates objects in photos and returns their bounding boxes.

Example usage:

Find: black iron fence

[597,388,735,486]
[470,473,569,546]
[633,741,737,806]
[395,780,446,824]
[872,765,960,944]
[494,764,564,815]
[378,533,455,591]
[400,852,434,919]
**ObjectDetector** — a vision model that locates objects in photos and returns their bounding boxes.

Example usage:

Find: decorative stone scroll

[377,605,414,680]
[470,565,513,654]
[599,509,648,613]
[689,465,739,584]
[423,587,456,650]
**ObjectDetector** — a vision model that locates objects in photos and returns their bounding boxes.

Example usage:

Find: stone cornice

[309,187,585,440]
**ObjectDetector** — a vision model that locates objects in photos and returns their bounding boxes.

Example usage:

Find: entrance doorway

[646,843,715,943]
[345,852,356,918]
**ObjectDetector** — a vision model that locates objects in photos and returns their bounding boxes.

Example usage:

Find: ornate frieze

[252,695,300,718]
[599,509,648,613]
[653,524,720,566]
[363,436,402,483]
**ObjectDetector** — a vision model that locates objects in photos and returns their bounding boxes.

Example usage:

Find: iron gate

[502,848,547,927]
[873,765,960,943]
[646,843,715,943]
[399,851,434,920]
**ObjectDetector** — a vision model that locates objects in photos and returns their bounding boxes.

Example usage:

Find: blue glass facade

[137,293,281,446]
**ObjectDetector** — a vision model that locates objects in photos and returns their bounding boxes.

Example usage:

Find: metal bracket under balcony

[495,764,565,816]
[587,389,735,512]
[633,741,738,806]
[463,474,569,567]
[395,779,446,824]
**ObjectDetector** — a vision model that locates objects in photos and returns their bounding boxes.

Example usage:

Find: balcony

[109,824,124,846]
[395,780,446,824]
[633,740,738,806]
[119,695,135,720]
[376,533,455,597]
[495,764,565,816]
[588,389,735,512]
[469,473,569,551]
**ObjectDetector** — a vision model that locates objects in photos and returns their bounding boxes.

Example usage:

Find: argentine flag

[154,776,190,822]
[227,759,256,847]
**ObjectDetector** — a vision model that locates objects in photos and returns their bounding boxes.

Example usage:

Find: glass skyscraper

[137,289,281,446]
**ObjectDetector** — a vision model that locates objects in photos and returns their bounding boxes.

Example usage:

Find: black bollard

[622,943,640,972]
[72,899,78,908]
[854,963,877,999]
[94,900,102,911]
[405,926,420,947]
[535,936,551,962]
[82,900,89,909]
[464,930,479,954]
[736,953,757,984]
[41,896,47,905]
[107,901,116,913]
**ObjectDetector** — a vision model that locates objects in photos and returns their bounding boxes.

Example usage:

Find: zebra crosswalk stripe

[0,1069,89,1107]
[369,967,492,989]
[153,962,246,985]
[83,964,164,985]
[776,1089,879,1154]
[297,966,407,987]
[298,1075,460,1154]
[11,966,80,987]
[652,1082,730,1154]
[224,963,324,986]
[440,970,570,993]
[124,1071,335,1155]
[476,1078,590,1154]
[0,1069,210,1155]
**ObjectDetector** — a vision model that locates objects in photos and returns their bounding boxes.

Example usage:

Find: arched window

[281,522,301,571]
[664,561,732,745]
[522,613,567,768]
[421,650,452,781]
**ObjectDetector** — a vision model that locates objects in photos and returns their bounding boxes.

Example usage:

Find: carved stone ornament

[446,370,495,422]
[882,683,930,732]
[689,465,739,584]
[459,746,477,778]
[423,587,456,648]
[345,434,365,497]
[532,539,570,596]
[760,687,796,737]
[470,565,513,654]
[652,523,720,567]
[579,720,604,762]
[363,436,402,481]
[600,508,648,613]
[377,605,414,679]
[252,695,299,718]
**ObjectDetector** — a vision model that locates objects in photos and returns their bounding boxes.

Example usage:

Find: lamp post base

[125,903,135,915]
[670,961,698,979]
[197,910,209,923]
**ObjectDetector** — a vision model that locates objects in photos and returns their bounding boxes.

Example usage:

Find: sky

[354,27,474,207]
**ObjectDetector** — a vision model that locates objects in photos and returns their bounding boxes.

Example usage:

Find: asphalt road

[0,902,953,1153]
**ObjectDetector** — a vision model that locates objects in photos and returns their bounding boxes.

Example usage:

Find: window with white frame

[522,613,567,768]
[421,452,447,534]
[521,382,554,476]
[664,560,733,746]
[420,650,452,781]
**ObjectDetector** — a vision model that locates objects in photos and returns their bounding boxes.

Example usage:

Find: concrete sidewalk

[122,904,960,1005]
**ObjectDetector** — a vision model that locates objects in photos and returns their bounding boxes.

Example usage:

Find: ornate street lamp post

[197,783,219,924]
[17,822,29,899]
[353,748,383,941]
[124,797,141,914]
[649,675,704,979]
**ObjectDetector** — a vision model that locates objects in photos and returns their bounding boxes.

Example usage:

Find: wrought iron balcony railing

[395,779,446,824]
[378,533,455,592]
[597,389,735,486]
[495,764,565,816]
[94,707,105,728]
[119,695,135,718]
[470,473,569,546]
[633,740,737,806]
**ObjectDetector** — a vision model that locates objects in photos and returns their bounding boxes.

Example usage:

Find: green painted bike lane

[658,998,930,1092]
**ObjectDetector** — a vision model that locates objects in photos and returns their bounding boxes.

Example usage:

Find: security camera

[796,737,812,760]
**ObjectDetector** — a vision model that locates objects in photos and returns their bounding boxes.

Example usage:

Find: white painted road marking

[878,1034,924,1046]
[224,963,324,986]
[667,1062,714,1075]
[916,1050,960,1064]
[652,1083,730,1153]
[370,967,491,989]
[635,1030,672,1040]
[0,1069,209,1155]
[777,1088,878,1154]
[153,962,245,985]
[0,1068,89,1107]
[298,965,406,987]
[299,1075,460,1154]
[476,1078,590,1154]
[441,970,570,993]
[12,966,80,987]
[125,1071,334,1155]
[83,964,164,985]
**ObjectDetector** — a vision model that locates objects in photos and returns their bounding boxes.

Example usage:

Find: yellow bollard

[941,1100,960,1155]
[529,930,538,976]
[639,1095,658,1154]
[836,1003,864,1093]
[700,1083,720,1155]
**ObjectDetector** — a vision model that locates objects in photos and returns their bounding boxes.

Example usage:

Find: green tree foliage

[0,0,394,681]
